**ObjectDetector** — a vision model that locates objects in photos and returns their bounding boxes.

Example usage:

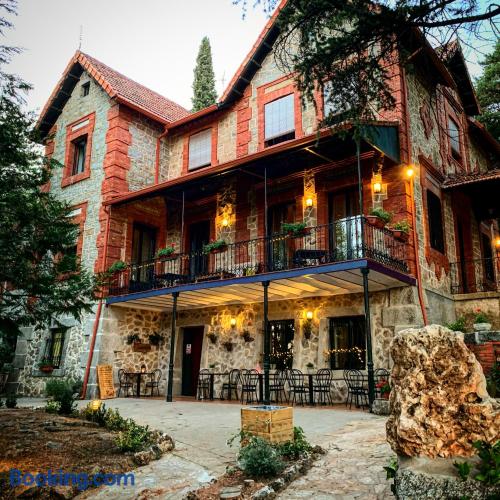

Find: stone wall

[96,285,421,400]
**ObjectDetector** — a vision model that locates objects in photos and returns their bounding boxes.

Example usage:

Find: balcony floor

[106,259,415,312]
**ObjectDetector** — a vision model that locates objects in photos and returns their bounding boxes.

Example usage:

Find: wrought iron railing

[108,217,409,297]
[450,257,500,294]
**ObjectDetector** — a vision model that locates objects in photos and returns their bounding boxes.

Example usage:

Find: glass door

[267,202,296,271]
[131,224,157,289]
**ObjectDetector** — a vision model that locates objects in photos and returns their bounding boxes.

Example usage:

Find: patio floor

[18,398,394,499]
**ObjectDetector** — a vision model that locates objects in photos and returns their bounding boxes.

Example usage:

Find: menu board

[97,365,116,399]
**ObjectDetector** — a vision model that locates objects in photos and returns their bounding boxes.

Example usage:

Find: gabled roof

[36,51,190,139]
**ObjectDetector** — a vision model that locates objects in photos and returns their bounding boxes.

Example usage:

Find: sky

[6,0,270,114]
[4,0,496,116]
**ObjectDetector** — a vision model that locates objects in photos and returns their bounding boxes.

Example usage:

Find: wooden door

[181,326,204,396]
[329,189,361,260]
[188,220,210,278]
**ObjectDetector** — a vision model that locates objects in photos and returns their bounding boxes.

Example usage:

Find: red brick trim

[70,202,88,257]
[61,112,95,187]
[257,75,303,151]
[182,124,219,175]
[236,86,252,158]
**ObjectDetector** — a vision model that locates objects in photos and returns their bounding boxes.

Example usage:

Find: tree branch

[414,5,500,28]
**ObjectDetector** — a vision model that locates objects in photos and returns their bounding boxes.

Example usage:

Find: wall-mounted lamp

[305,311,313,320]
[221,218,229,227]
[230,318,237,327]
[373,181,382,194]
[495,237,500,250]
[305,197,314,207]
[372,173,383,194]
[141,364,146,373]
[405,166,415,179]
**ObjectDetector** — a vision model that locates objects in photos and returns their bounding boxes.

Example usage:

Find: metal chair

[197,369,211,400]
[145,369,162,397]
[288,369,308,406]
[313,368,333,405]
[374,368,390,399]
[269,370,288,403]
[344,369,369,409]
[117,369,133,397]
[240,369,259,404]
[220,369,240,401]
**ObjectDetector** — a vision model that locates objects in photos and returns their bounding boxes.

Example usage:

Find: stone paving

[18,398,393,499]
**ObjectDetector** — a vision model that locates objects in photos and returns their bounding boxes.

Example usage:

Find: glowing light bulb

[373,182,382,194]
[305,197,313,207]
[405,167,414,178]
[230,318,237,327]
[222,218,229,227]
[306,311,313,320]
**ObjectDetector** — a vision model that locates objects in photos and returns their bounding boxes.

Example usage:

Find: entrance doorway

[267,202,296,271]
[181,326,204,396]
[188,220,210,278]
[329,189,361,260]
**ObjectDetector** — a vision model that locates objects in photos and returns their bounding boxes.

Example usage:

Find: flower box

[392,229,409,242]
[366,215,386,229]
[160,253,179,261]
[241,406,293,444]
[211,245,228,254]
[133,342,151,353]
[473,322,492,332]
[39,365,55,374]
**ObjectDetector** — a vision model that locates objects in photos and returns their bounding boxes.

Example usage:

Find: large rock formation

[386,324,499,458]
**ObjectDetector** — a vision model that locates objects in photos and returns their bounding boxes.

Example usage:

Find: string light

[324,347,365,364]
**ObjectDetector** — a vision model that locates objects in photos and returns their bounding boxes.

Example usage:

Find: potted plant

[241,330,254,342]
[148,332,163,347]
[306,362,315,374]
[38,358,55,374]
[376,379,391,399]
[126,333,140,345]
[303,318,313,340]
[473,310,491,332]
[208,363,217,372]
[108,260,127,274]
[222,341,234,352]
[366,208,391,229]
[391,220,411,242]
[282,221,311,238]
[207,331,218,344]
[203,239,228,254]
[157,245,177,260]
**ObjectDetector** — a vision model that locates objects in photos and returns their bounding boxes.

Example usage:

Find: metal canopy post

[166,291,179,402]
[262,280,270,405]
[361,268,375,406]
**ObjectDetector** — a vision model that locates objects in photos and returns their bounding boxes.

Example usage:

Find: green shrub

[104,407,129,432]
[473,440,500,485]
[392,220,411,233]
[115,421,154,452]
[276,426,312,459]
[473,310,489,324]
[108,260,127,273]
[5,392,17,408]
[238,436,284,478]
[453,461,472,481]
[446,317,466,332]
[369,207,392,223]
[45,400,61,414]
[45,379,79,414]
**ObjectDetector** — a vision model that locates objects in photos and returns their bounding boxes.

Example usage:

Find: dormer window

[264,94,295,147]
[448,117,461,160]
[188,129,212,170]
[81,82,90,97]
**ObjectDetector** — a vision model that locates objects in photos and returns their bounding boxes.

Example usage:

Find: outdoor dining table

[125,371,153,398]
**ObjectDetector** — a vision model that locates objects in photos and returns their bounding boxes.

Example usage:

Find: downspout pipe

[81,205,111,399]
[401,67,429,326]
[155,127,169,184]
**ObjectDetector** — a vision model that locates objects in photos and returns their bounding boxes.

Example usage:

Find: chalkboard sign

[97,365,116,399]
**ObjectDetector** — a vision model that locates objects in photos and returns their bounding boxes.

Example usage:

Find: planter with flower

[376,379,391,399]
[148,332,163,347]
[306,362,315,374]
[473,310,491,332]
[203,239,228,255]
[38,358,55,374]
[282,221,311,238]
[391,220,411,242]
[108,260,127,275]
[222,341,234,352]
[366,208,391,229]
[207,331,218,344]
[157,245,178,261]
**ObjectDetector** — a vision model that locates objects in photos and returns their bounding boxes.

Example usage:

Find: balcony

[450,257,500,295]
[108,217,409,300]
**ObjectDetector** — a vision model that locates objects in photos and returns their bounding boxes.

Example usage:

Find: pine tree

[191,36,217,112]
[475,41,500,141]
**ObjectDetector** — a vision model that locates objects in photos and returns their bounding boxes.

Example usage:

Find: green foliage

[383,456,398,495]
[115,421,154,452]
[446,317,466,332]
[282,221,308,236]
[0,2,98,342]
[5,392,17,408]
[475,41,500,141]
[44,400,61,414]
[157,246,176,258]
[472,440,500,485]
[191,36,217,112]
[392,220,411,233]
[81,403,136,434]
[38,357,54,369]
[45,378,80,415]
[369,208,392,223]
[238,436,284,477]
[108,261,127,273]
[103,407,129,432]
[473,310,489,324]
[203,239,227,254]
[453,461,472,481]
[276,426,312,460]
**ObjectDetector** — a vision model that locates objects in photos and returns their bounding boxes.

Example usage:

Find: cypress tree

[191,36,217,112]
